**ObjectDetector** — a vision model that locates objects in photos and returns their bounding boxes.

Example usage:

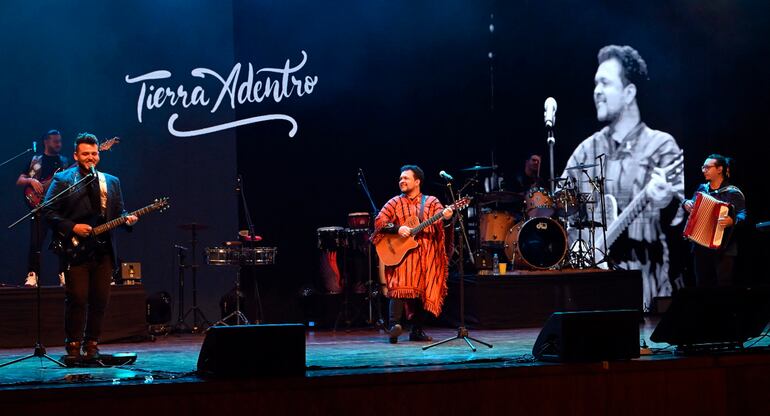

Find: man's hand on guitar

[72,224,93,237]
[442,207,454,220]
[125,215,139,226]
[398,226,412,237]
[683,200,694,213]
[28,178,44,194]
[646,169,674,209]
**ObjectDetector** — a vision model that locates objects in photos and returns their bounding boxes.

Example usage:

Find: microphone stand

[0,145,35,168]
[423,179,492,352]
[357,169,384,329]
[236,174,262,324]
[547,128,556,194]
[593,154,616,269]
[1,169,97,369]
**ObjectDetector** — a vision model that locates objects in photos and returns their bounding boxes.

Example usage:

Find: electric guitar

[375,197,472,266]
[588,152,684,265]
[23,137,120,208]
[51,197,170,261]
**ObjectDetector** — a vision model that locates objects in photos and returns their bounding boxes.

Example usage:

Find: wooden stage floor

[1,320,770,415]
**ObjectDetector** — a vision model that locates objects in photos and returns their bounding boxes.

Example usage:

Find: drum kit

[316,213,372,295]
[458,162,611,271]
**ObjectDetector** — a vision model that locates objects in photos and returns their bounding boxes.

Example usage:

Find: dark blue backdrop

[1,1,768,323]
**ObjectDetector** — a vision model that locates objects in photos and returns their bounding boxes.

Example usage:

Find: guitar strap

[418,195,427,221]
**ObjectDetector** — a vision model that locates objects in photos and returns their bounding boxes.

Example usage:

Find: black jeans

[693,247,735,288]
[27,216,48,275]
[389,298,426,331]
[64,253,113,342]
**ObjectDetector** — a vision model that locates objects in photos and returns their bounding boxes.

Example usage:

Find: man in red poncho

[373,165,453,343]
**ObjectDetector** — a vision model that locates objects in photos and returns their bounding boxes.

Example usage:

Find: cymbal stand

[424,180,492,352]
[356,168,385,329]
[173,245,191,332]
[592,154,615,269]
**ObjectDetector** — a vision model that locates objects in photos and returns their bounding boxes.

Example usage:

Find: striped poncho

[373,193,449,317]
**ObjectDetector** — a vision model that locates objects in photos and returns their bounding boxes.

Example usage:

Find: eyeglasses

[701,164,717,171]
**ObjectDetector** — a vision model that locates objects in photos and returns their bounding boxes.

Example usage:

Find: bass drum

[505,217,567,269]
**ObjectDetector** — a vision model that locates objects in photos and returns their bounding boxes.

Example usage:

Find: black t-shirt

[23,154,67,181]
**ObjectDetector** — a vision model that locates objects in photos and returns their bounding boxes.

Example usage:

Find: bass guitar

[24,137,120,208]
[51,197,170,261]
[375,197,471,266]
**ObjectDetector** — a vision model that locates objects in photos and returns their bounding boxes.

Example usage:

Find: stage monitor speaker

[532,309,641,362]
[197,324,306,377]
[650,286,770,350]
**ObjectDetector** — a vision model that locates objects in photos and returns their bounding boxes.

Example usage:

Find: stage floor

[2,317,767,389]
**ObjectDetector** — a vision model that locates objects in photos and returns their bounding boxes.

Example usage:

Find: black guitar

[52,197,170,261]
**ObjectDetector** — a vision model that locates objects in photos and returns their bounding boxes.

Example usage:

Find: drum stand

[357,168,386,330]
[213,268,249,326]
[424,181,492,352]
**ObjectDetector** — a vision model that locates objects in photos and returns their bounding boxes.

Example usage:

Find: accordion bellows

[683,192,730,249]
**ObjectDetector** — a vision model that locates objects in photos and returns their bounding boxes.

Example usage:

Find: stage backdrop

[0,1,238,323]
[1,1,769,324]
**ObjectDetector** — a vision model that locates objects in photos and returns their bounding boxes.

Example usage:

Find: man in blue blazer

[42,133,138,360]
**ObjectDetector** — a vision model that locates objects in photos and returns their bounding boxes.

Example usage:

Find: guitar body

[23,175,57,208]
[51,230,108,262]
[375,215,420,266]
[375,234,419,266]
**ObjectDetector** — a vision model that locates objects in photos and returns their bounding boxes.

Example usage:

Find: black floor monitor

[650,286,770,350]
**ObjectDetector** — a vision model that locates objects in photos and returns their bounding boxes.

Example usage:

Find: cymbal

[461,164,495,172]
[565,162,599,171]
[178,222,209,230]
[476,191,525,204]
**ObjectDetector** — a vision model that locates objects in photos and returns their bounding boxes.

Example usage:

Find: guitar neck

[412,210,446,235]
[92,205,155,235]
[604,189,650,247]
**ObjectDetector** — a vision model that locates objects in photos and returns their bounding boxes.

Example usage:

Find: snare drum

[317,226,345,250]
[347,212,371,228]
[241,247,277,265]
[504,217,567,269]
[525,187,555,217]
[205,247,241,266]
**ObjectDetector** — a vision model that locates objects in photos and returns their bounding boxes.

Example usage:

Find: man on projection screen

[561,45,685,311]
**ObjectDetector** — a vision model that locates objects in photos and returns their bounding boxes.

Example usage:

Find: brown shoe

[83,340,100,360]
[65,341,82,358]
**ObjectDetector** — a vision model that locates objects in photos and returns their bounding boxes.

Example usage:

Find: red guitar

[375,197,472,266]
[23,137,120,208]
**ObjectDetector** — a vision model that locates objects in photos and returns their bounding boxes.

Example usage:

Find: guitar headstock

[451,196,473,211]
[152,197,171,213]
[99,137,120,152]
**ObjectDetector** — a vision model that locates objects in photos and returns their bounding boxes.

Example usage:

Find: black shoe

[388,324,402,344]
[65,341,82,359]
[409,328,433,342]
[83,340,101,360]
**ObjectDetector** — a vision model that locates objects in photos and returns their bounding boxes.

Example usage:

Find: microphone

[595,153,606,160]
[544,97,557,129]
[89,165,97,177]
[439,170,454,181]
[32,141,37,153]
[174,244,188,251]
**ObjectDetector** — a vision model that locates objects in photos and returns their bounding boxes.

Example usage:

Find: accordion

[683,192,731,249]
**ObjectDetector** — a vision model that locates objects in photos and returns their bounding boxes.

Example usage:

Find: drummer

[508,152,546,193]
